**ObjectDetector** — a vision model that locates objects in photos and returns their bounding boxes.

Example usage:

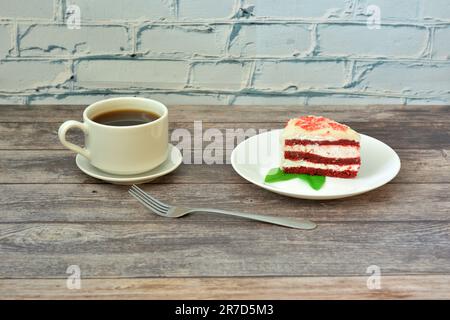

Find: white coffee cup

[58,97,168,175]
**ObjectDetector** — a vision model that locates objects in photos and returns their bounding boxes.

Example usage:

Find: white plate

[76,144,182,185]
[231,129,401,200]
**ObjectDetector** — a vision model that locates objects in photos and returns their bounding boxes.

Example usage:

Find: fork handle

[192,208,317,230]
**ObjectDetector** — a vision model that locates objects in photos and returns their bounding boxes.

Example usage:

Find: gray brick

[191,62,252,90]
[75,60,189,89]
[356,0,420,20]
[433,27,450,60]
[139,93,231,105]
[406,97,450,105]
[138,25,228,57]
[229,24,310,57]
[307,95,403,105]
[19,24,130,56]
[251,0,350,18]
[75,0,172,20]
[0,0,54,19]
[0,95,26,104]
[252,61,345,90]
[28,93,231,105]
[0,25,11,58]
[423,0,450,20]
[0,61,70,92]
[233,95,306,105]
[357,62,450,94]
[318,24,427,58]
[178,0,236,19]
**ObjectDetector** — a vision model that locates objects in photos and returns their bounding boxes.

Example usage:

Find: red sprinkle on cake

[281,116,361,178]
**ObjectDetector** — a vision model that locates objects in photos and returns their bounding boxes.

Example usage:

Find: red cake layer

[283,166,358,178]
[284,151,361,165]
[285,139,360,147]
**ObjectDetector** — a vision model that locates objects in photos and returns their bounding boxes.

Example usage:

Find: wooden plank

[0,149,449,184]
[0,104,448,294]
[1,183,450,223]
[0,121,449,150]
[0,221,448,278]
[0,150,238,185]
[1,275,449,299]
[0,104,449,123]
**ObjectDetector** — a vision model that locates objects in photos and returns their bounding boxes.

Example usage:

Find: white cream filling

[282,159,360,172]
[284,144,360,158]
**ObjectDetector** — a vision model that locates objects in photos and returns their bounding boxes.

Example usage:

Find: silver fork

[128,185,317,230]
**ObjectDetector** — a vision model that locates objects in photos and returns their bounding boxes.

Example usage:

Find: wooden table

[1,105,449,299]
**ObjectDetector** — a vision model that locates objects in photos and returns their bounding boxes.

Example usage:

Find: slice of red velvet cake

[281,116,361,178]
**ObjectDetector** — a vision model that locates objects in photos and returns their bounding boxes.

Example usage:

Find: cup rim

[83,97,168,129]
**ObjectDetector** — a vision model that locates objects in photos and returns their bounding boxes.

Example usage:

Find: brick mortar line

[1,19,450,27]
[0,88,447,100]
[2,56,450,64]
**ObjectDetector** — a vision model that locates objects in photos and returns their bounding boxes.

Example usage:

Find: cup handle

[58,120,90,160]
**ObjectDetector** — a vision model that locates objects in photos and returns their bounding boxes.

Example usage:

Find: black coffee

[92,109,160,126]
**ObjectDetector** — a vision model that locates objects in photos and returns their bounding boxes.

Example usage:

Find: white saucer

[76,144,182,185]
[231,129,401,200]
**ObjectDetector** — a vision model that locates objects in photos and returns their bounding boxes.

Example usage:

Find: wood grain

[1,121,449,150]
[1,104,449,123]
[1,183,450,223]
[1,149,449,184]
[1,275,449,299]
[0,222,449,278]
[1,104,449,299]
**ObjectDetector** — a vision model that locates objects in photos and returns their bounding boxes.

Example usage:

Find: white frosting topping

[282,116,360,141]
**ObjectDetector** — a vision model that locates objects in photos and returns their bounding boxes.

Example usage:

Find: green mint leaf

[264,167,326,191]
[264,168,299,183]
[302,174,326,190]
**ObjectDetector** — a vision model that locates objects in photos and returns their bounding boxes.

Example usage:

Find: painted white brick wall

[0,60,70,91]
[76,60,189,89]
[0,0,54,19]
[75,0,173,21]
[191,61,251,90]
[138,25,229,57]
[178,0,236,20]
[0,25,11,58]
[251,0,351,19]
[317,25,428,58]
[19,24,130,56]
[252,61,346,90]
[228,24,311,57]
[0,0,449,105]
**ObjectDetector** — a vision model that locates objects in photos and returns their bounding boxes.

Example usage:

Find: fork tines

[129,185,169,215]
